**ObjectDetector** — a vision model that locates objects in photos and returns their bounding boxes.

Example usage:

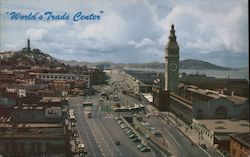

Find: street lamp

[199,132,201,145]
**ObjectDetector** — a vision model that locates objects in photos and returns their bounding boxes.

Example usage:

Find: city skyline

[0,0,248,68]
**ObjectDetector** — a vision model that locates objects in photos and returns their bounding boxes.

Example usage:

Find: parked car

[121,124,127,129]
[140,146,150,152]
[126,131,133,135]
[124,128,130,132]
[132,138,141,143]
[137,143,146,150]
[126,130,133,134]
[117,120,123,124]
[129,134,137,138]
[114,116,120,121]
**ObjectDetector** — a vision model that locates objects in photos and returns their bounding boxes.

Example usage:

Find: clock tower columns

[165,24,179,92]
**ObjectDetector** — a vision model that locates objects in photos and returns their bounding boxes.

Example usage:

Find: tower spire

[164,24,179,92]
[169,24,177,43]
[27,38,31,52]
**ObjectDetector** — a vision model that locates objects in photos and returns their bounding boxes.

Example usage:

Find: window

[37,143,41,152]
[232,149,236,156]
[4,143,10,152]
[197,109,204,119]
[31,143,35,152]
[215,106,227,119]
[19,143,25,152]
[45,142,50,152]
[12,143,18,152]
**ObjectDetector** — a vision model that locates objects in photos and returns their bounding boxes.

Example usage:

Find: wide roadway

[107,69,222,157]
[69,94,154,157]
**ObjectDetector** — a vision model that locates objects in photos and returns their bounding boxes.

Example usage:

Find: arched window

[197,109,204,119]
[240,108,249,120]
[215,106,227,118]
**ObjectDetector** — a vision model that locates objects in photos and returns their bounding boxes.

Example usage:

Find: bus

[82,101,93,106]
[78,143,85,153]
[69,109,76,122]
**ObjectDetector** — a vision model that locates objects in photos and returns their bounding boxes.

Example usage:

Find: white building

[6,86,26,97]
[37,73,90,88]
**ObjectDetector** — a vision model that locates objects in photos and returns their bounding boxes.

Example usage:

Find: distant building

[37,73,90,88]
[175,84,249,120]
[230,133,250,157]
[0,51,15,60]
[180,73,249,97]
[89,69,106,85]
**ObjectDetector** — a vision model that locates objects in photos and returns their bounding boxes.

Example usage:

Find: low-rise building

[11,105,62,123]
[37,73,90,88]
[192,119,249,152]
[0,123,71,157]
[230,133,250,157]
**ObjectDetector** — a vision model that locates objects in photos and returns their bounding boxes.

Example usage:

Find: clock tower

[165,24,179,92]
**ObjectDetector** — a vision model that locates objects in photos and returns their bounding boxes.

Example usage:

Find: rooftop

[194,119,250,133]
[226,95,248,105]
[231,132,250,149]
[0,123,65,138]
[41,97,62,103]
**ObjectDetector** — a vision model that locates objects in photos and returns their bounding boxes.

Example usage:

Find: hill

[0,49,65,68]
[179,59,232,70]
[0,50,234,70]
[119,59,232,70]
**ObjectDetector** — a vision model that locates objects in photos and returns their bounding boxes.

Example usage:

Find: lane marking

[88,105,113,157]
[77,107,97,157]
[83,105,105,157]
[97,113,123,156]
[163,128,185,155]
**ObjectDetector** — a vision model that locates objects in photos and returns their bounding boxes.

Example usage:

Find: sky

[0,0,248,68]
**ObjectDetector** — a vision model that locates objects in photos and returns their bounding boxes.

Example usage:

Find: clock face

[169,63,177,71]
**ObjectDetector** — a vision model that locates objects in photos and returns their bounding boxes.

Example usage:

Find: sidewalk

[161,112,211,146]
[160,112,224,157]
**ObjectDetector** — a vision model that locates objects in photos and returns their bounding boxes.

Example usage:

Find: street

[107,69,224,157]
[67,69,224,157]
[69,93,154,157]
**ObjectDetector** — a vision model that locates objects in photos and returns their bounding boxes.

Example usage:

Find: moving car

[87,112,92,118]
[115,140,120,145]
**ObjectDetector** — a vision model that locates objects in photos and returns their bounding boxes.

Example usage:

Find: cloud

[0,0,248,68]
[26,28,47,40]
[157,1,248,54]
[128,38,154,48]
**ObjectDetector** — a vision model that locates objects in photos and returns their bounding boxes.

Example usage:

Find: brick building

[230,133,250,157]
